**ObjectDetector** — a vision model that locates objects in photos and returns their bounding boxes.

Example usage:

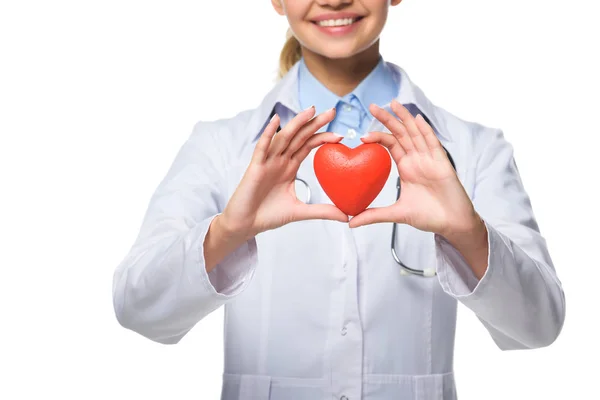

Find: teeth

[317,18,356,27]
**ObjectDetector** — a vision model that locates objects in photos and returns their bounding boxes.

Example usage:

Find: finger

[369,103,415,153]
[390,100,430,154]
[293,203,349,223]
[290,131,343,162]
[268,106,316,158]
[252,113,280,163]
[284,107,336,156]
[414,113,442,151]
[359,131,406,164]
[348,206,403,228]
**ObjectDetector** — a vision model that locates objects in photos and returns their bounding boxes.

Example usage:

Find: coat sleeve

[435,127,566,350]
[112,121,258,344]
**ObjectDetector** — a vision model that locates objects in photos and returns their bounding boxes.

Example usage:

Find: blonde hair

[278,28,302,79]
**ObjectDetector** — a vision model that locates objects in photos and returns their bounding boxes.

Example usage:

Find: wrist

[215,213,256,243]
[439,213,489,280]
[440,212,486,247]
[204,214,255,273]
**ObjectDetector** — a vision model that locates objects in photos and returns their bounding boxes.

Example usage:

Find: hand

[220,106,348,239]
[348,100,480,236]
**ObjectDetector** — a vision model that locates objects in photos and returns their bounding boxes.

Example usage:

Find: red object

[313,143,392,216]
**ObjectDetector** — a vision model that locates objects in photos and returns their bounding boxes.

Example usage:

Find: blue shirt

[297,56,399,148]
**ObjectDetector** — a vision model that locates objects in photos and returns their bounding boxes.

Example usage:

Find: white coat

[112,60,565,400]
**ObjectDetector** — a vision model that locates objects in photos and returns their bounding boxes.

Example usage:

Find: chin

[307,42,374,60]
[318,49,358,59]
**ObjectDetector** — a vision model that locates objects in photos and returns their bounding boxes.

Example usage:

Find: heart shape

[313,143,392,216]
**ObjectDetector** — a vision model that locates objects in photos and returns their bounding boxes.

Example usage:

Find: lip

[310,12,365,37]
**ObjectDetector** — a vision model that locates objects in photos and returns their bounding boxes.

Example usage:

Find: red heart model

[313,143,392,216]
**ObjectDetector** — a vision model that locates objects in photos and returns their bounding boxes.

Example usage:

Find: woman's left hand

[349,100,481,238]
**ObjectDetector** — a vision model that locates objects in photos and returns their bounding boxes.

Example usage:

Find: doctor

[112,0,565,399]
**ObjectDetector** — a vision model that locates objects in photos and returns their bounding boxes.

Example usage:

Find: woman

[112,1,565,398]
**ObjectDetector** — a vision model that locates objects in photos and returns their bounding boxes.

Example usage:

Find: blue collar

[297,56,398,121]
[248,59,452,143]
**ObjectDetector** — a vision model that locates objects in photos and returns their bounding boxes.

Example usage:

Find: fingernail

[305,105,315,112]
[361,132,370,138]
[333,132,344,137]
[270,113,278,122]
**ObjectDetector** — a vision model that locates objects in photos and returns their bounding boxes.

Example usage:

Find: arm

[112,108,347,345]
[112,121,258,345]
[435,128,566,350]
[351,101,565,350]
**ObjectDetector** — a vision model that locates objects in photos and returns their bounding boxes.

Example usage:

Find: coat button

[341,326,347,336]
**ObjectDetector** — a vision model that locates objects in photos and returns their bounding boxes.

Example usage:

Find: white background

[1,0,598,399]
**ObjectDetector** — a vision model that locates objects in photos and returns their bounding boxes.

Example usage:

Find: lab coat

[112,61,565,400]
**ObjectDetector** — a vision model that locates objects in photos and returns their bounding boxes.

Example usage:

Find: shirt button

[342,104,352,112]
[347,128,357,139]
[341,326,347,336]
[341,396,349,400]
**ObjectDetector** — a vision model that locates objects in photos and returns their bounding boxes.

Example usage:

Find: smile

[310,15,365,36]
[315,17,362,27]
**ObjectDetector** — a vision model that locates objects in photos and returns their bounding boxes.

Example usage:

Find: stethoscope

[269,108,456,277]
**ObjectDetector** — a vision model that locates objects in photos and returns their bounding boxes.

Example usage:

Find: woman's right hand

[219,106,348,239]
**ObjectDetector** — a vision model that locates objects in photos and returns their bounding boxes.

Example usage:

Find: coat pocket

[222,373,272,400]
[363,372,456,400]
[414,372,455,400]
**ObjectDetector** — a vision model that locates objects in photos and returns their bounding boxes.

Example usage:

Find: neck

[300,42,381,97]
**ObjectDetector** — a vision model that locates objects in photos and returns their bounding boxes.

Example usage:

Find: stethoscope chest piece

[294,177,311,204]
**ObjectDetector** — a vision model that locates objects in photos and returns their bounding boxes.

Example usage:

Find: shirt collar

[349,56,398,119]
[297,58,339,117]
[250,58,452,143]
[297,56,398,121]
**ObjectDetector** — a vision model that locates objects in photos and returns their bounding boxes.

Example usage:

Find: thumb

[349,206,400,228]
[294,203,349,223]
